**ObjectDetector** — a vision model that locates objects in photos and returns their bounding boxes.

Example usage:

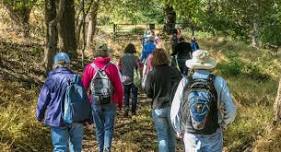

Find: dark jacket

[172,41,192,59]
[36,67,77,127]
[144,64,181,109]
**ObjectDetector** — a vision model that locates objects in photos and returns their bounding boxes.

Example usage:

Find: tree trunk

[251,21,259,48]
[3,2,32,37]
[86,1,99,48]
[274,79,281,122]
[44,0,58,72]
[164,6,176,35]
[57,0,77,57]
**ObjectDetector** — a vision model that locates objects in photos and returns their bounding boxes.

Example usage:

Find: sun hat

[185,50,217,69]
[53,52,70,65]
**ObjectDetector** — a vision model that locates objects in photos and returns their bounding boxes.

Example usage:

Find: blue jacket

[36,67,77,127]
[140,42,156,62]
[170,70,236,134]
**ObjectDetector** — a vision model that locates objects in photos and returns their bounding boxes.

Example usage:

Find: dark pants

[177,58,189,75]
[124,83,138,114]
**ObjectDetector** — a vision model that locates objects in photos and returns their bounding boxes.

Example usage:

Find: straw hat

[186,50,217,69]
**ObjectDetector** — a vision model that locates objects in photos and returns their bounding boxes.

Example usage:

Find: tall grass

[0,30,280,151]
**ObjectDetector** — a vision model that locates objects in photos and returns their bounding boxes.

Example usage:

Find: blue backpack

[180,74,218,133]
[63,75,91,125]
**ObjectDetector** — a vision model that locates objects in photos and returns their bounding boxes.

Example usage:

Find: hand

[176,132,183,139]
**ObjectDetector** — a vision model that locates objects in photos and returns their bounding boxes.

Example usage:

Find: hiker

[119,43,140,116]
[140,36,156,63]
[191,37,200,51]
[140,36,156,88]
[142,30,155,46]
[144,48,182,152]
[154,32,162,48]
[171,36,193,75]
[170,50,236,152]
[36,52,91,152]
[81,43,123,152]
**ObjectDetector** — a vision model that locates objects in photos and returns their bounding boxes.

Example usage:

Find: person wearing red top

[82,43,123,152]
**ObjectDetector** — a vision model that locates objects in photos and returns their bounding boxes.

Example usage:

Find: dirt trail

[81,93,184,152]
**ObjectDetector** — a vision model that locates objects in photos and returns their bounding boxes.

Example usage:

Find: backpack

[180,74,218,133]
[63,75,91,125]
[90,63,113,105]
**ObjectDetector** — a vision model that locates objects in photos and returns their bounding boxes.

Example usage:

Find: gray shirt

[119,53,138,82]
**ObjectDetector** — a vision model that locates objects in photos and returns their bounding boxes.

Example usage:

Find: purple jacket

[36,67,76,127]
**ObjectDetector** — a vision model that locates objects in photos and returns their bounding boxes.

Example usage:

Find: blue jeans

[183,128,223,152]
[51,123,84,152]
[124,83,138,114]
[92,103,116,152]
[152,107,176,152]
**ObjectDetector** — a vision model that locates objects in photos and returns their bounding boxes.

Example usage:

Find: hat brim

[186,58,217,70]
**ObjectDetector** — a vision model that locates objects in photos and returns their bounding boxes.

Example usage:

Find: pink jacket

[82,57,124,109]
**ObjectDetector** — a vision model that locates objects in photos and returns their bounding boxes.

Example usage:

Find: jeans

[92,103,116,152]
[124,83,138,114]
[51,123,84,152]
[183,128,223,152]
[177,58,188,75]
[152,107,176,152]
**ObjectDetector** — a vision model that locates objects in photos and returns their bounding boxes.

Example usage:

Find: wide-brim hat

[186,50,217,69]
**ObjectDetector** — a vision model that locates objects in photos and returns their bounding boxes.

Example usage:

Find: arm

[118,58,123,74]
[108,64,124,109]
[171,44,178,56]
[81,64,94,90]
[144,72,153,98]
[170,78,186,134]
[215,77,237,129]
[36,82,51,122]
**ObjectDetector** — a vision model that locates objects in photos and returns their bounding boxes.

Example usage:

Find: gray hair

[52,62,70,69]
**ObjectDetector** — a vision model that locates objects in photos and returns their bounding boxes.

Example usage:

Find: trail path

[81,94,184,152]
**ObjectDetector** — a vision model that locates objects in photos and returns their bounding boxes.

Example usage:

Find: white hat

[186,50,217,69]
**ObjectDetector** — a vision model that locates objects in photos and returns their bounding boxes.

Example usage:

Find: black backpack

[180,74,219,134]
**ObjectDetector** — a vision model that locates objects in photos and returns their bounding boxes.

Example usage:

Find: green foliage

[130,27,145,35]
[218,55,243,77]
[3,0,37,12]
[99,0,164,24]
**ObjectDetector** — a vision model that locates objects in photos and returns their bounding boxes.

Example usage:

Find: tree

[86,0,100,48]
[163,5,176,34]
[43,0,77,71]
[2,0,37,37]
[274,79,281,123]
[43,0,58,71]
[57,0,77,57]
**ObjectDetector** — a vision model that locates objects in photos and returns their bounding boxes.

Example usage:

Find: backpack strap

[101,62,111,71]
[91,62,111,71]
[207,74,218,101]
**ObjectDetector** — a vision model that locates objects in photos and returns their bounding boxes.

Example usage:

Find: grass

[0,26,281,151]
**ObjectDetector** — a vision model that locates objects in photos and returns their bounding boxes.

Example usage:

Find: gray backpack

[90,63,113,104]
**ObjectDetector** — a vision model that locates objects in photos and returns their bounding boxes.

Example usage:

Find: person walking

[36,52,90,152]
[119,43,140,116]
[144,48,182,152]
[170,50,236,152]
[171,36,193,75]
[81,43,123,152]
[191,37,200,52]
